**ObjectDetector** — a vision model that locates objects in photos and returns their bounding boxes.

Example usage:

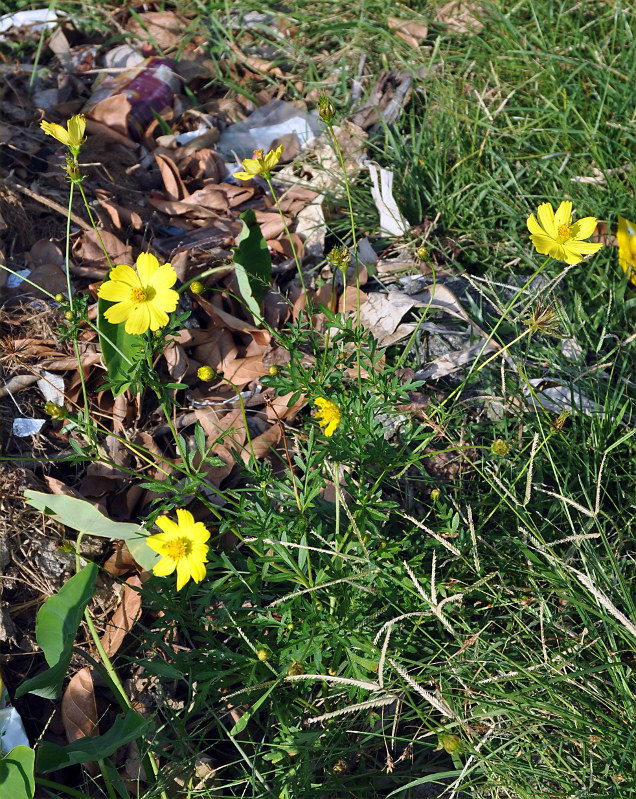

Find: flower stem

[265,176,309,309]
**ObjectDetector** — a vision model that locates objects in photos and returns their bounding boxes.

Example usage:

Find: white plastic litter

[366,162,409,237]
[0,8,66,34]
[0,676,29,753]
[37,371,65,405]
[12,418,46,437]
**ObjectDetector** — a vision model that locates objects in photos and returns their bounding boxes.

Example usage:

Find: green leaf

[230,681,280,736]
[233,208,271,321]
[23,491,159,571]
[0,746,35,799]
[36,710,150,773]
[15,565,97,699]
[97,287,143,398]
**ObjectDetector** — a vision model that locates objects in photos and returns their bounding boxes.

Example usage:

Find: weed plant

[2,2,636,799]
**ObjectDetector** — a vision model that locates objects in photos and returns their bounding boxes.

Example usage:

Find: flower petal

[176,559,191,591]
[155,515,181,537]
[68,115,86,146]
[175,509,195,535]
[136,252,160,286]
[153,288,179,312]
[564,240,603,256]
[233,170,256,181]
[98,280,133,302]
[554,201,573,229]
[40,121,71,146]
[529,234,562,259]
[147,303,169,331]
[190,522,211,543]
[571,216,597,240]
[107,264,141,288]
[186,554,207,583]
[153,555,177,577]
[103,300,135,325]
[527,214,545,237]
[149,263,177,290]
[124,304,151,335]
[536,202,557,239]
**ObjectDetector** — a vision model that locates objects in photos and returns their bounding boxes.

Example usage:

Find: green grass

[3,0,636,797]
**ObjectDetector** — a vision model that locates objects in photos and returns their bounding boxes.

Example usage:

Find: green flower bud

[268,364,279,376]
[45,401,67,420]
[190,280,205,295]
[327,245,350,272]
[416,245,429,261]
[317,92,336,124]
[431,488,441,501]
[257,648,269,662]
[198,365,217,382]
[491,438,510,457]
[64,310,74,321]
[54,293,65,304]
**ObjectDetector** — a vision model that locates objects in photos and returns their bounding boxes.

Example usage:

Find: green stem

[333,461,340,539]
[265,176,309,307]
[35,777,95,799]
[76,180,115,271]
[223,376,257,465]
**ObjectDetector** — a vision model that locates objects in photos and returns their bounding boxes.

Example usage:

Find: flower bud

[257,648,269,662]
[327,245,350,272]
[45,401,67,420]
[267,364,279,377]
[436,733,462,754]
[197,365,217,382]
[416,245,429,261]
[431,488,441,502]
[287,660,304,676]
[190,280,205,295]
[317,92,336,124]
[64,310,75,321]
[54,293,65,304]
[491,438,510,457]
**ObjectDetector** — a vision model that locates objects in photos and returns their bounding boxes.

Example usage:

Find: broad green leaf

[97,289,142,398]
[36,710,150,773]
[15,565,97,699]
[230,681,279,737]
[23,491,159,571]
[233,208,271,321]
[0,746,35,799]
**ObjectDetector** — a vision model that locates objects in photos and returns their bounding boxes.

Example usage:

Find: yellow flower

[616,215,636,286]
[314,397,342,437]
[233,144,284,181]
[146,509,210,591]
[40,114,86,155]
[527,201,603,265]
[97,253,178,335]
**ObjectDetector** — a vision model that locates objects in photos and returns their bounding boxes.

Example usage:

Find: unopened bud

[317,92,336,124]
[268,364,279,376]
[327,245,350,272]
[256,649,269,662]
[431,488,441,501]
[64,310,75,321]
[45,401,67,420]
[491,438,510,457]
[190,280,205,295]
[198,365,217,382]
[54,293,65,304]
[416,245,429,261]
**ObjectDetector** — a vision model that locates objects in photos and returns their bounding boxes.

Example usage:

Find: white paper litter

[0,8,66,34]
[366,162,409,237]
[523,379,602,416]
[12,418,46,437]
[37,371,65,405]
[7,269,30,289]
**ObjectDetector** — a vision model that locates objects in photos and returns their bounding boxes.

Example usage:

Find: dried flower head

[327,245,350,272]
[522,300,562,336]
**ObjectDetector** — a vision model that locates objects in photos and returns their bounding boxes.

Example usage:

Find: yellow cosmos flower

[616,215,636,286]
[527,201,603,265]
[40,114,86,155]
[233,144,284,181]
[146,509,210,591]
[97,253,178,335]
[314,397,342,437]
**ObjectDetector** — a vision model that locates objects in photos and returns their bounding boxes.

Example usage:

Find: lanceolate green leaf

[233,208,271,321]
[36,709,150,773]
[15,565,97,700]
[23,491,159,571]
[0,746,35,799]
[97,285,142,398]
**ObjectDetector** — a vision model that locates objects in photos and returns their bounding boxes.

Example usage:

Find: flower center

[253,148,265,161]
[557,223,572,242]
[164,537,191,560]
[130,287,147,303]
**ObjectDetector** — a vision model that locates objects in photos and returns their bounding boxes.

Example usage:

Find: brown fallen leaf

[86,93,134,141]
[73,229,133,273]
[435,0,484,34]
[101,576,142,657]
[154,152,189,201]
[126,10,194,52]
[95,190,143,230]
[62,667,99,748]
[387,16,429,48]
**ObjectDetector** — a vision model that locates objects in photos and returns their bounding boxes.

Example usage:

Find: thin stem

[333,461,340,539]
[265,176,309,306]
[474,326,533,373]
[35,778,95,799]
[223,376,257,465]
[76,180,115,271]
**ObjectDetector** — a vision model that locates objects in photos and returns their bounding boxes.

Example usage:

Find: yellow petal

[526,214,544,237]
[554,200,573,229]
[176,560,190,591]
[190,522,211,543]
[153,288,179,313]
[186,554,207,583]
[153,555,177,577]
[233,170,256,181]
[536,202,557,239]
[571,216,597,240]
[136,252,160,286]
[264,144,284,171]
[530,234,561,258]
[239,157,261,175]
[147,303,169,331]
[40,120,71,146]
[149,263,177,290]
[67,114,86,146]
[175,509,195,534]
[97,280,132,302]
[155,515,181,537]
[103,300,135,325]
[124,304,151,335]
[107,264,141,288]
[563,240,602,257]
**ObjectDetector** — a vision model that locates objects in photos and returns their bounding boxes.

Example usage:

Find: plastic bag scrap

[83,45,182,140]
[216,99,323,161]
[0,8,66,35]
[0,672,29,753]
